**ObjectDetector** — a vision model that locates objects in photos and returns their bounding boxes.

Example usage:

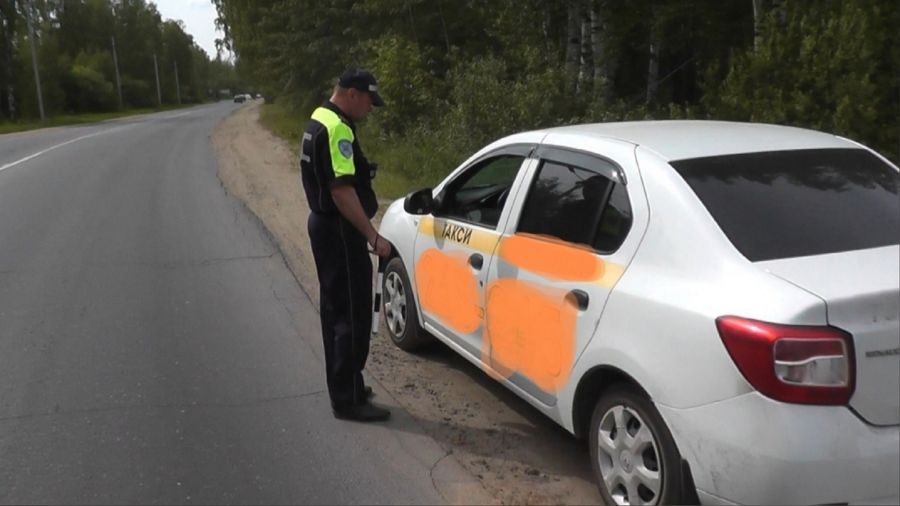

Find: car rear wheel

[383,257,432,351]
[589,385,687,505]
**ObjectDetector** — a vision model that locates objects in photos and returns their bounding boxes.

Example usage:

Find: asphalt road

[0,103,477,504]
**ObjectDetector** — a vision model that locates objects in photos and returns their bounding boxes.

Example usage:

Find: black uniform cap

[338,68,385,107]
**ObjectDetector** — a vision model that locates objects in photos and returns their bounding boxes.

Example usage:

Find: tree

[0,0,228,121]
[578,0,594,96]
[210,0,896,166]
[706,0,898,161]
[0,0,18,119]
[565,0,581,94]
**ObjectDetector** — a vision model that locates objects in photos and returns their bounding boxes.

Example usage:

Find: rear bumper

[658,392,900,505]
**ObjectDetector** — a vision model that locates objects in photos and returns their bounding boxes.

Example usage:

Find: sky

[152,0,226,60]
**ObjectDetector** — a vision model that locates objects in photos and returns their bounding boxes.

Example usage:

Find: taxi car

[376,121,900,505]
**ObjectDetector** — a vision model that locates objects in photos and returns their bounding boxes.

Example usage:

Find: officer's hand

[374,235,391,258]
[369,234,391,258]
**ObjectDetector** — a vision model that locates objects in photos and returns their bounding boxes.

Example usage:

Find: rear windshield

[671,149,899,262]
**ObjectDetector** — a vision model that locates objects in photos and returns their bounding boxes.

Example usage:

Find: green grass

[258,101,448,199]
[0,103,200,135]
[258,101,304,149]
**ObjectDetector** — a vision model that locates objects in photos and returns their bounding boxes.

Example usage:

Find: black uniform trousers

[308,211,373,410]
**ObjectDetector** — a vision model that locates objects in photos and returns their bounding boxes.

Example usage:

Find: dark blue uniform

[300,100,378,411]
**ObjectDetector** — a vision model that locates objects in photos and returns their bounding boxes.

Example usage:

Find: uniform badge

[338,139,353,159]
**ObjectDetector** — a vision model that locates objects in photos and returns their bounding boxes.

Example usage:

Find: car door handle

[469,253,484,270]
[569,289,589,310]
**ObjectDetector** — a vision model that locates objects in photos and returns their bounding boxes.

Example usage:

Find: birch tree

[0,0,16,119]
[752,0,765,50]
[565,0,581,95]
[645,5,659,104]
[578,1,594,95]
[590,1,612,99]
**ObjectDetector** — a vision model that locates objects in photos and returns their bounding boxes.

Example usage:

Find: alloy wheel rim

[383,272,407,337]
[596,405,663,505]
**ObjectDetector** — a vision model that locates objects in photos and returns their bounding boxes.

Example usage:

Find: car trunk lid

[759,245,900,426]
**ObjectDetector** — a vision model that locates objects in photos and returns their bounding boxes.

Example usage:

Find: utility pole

[173,61,181,104]
[4,13,16,120]
[152,53,162,107]
[111,36,123,110]
[24,0,45,121]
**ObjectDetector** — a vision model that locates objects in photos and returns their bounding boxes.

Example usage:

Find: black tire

[589,385,688,505]
[382,256,433,351]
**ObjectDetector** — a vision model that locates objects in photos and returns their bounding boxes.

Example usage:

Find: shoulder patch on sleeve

[338,139,353,159]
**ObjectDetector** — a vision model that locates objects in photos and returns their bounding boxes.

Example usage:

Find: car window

[517,157,631,252]
[671,148,900,261]
[439,155,524,228]
[593,183,632,252]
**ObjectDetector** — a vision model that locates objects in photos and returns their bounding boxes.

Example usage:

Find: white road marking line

[163,111,194,120]
[0,126,126,174]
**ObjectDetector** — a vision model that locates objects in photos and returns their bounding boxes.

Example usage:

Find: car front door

[483,141,640,406]
[412,146,533,361]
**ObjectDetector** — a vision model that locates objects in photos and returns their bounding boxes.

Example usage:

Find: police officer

[300,68,392,422]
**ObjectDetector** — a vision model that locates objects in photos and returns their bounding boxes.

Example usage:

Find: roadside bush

[442,56,570,154]
[68,66,116,112]
[583,96,652,123]
[363,121,466,195]
[121,77,154,109]
[366,35,443,136]
[363,56,576,196]
[62,50,117,113]
[702,1,898,161]
[260,99,306,148]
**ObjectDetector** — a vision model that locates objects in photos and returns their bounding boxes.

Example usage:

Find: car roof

[538,120,858,161]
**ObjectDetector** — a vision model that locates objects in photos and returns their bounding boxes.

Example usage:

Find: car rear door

[483,139,646,406]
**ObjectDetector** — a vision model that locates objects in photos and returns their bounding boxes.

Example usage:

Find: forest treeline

[0,0,241,122]
[221,0,897,181]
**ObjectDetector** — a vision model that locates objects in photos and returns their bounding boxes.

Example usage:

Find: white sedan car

[376,121,899,505]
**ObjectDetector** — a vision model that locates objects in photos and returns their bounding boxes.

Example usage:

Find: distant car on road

[233,94,247,104]
[377,120,900,505]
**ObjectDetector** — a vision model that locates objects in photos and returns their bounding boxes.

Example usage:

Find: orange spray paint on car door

[499,233,605,281]
[483,234,611,393]
[485,278,578,392]
[412,216,503,357]
[415,248,481,334]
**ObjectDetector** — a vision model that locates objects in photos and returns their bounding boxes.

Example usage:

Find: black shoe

[333,402,391,422]
[353,386,375,406]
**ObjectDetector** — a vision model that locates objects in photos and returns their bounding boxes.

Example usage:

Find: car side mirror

[404,188,434,215]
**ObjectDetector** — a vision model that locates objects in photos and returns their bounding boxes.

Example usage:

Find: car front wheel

[382,257,432,351]
[589,385,688,505]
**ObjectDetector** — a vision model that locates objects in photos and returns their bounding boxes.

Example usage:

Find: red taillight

[716,316,855,405]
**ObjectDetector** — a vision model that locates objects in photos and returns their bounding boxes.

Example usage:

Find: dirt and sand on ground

[211,102,604,505]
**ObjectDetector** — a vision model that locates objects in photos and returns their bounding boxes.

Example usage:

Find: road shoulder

[211,102,602,505]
